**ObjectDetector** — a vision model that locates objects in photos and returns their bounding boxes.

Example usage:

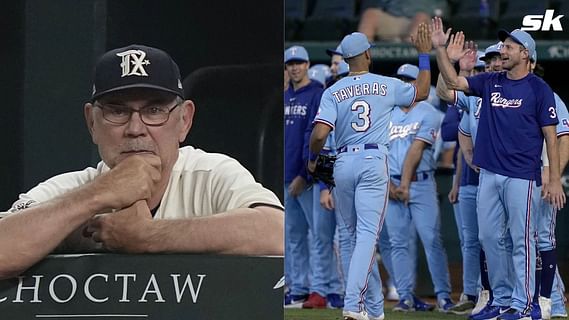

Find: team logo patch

[10,199,37,212]
[562,118,569,128]
[430,128,437,140]
[116,49,150,77]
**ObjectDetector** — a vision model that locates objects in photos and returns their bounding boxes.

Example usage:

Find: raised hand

[430,16,452,48]
[459,41,479,72]
[411,23,433,54]
[447,31,468,63]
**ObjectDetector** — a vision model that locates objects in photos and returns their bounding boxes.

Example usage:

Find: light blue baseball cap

[396,64,419,80]
[476,50,486,68]
[308,66,327,87]
[337,60,350,77]
[311,64,332,79]
[284,45,309,64]
[480,42,503,61]
[340,32,371,59]
[531,50,537,62]
[326,44,343,57]
[498,29,536,61]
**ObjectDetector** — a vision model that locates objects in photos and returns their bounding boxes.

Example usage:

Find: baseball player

[529,54,569,320]
[309,64,332,88]
[480,42,503,72]
[436,33,491,316]
[308,26,433,320]
[384,63,454,313]
[433,17,565,320]
[284,45,323,307]
[326,44,344,87]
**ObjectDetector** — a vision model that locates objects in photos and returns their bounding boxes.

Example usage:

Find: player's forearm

[145,206,284,256]
[400,141,425,188]
[436,73,455,103]
[436,46,461,90]
[453,149,463,188]
[558,135,569,172]
[0,185,101,279]
[458,132,474,166]
[309,123,331,155]
[415,69,431,102]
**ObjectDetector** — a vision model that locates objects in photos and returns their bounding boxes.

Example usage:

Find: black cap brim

[92,84,183,101]
[326,48,342,57]
[285,58,309,64]
[480,52,501,61]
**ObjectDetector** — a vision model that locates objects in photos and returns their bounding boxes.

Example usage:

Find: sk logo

[521,10,564,31]
[116,49,151,77]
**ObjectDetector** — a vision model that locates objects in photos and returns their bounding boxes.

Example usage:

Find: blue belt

[337,143,379,154]
[390,171,431,182]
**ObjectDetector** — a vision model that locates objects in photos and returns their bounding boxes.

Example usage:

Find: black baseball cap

[91,44,184,101]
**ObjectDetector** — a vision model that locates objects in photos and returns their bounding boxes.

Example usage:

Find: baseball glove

[310,154,336,188]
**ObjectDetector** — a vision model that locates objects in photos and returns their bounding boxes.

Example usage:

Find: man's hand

[388,181,399,200]
[395,185,410,206]
[288,176,307,197]
[448,184,459,204]
[430,16,451,48]
[411,23,432,54]
[92,155,161,210]
[544,179,566,211]
[459,42,478,73]
[85,200,153,252]
[446,31,468,63]
[320,190,335,211]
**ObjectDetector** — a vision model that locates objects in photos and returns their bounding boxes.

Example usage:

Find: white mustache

[119,141,155,153]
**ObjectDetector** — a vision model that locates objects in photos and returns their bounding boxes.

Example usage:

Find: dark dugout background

[0,0,284,210]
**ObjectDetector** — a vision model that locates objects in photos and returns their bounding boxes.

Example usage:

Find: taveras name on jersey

[331,81,388,103]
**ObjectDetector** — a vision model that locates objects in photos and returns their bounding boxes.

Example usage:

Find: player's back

[320,72,417,149]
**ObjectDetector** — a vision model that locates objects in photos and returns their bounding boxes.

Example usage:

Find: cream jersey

[4,146,282,218]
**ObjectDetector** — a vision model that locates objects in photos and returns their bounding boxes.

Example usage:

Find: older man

[0,44,284,280]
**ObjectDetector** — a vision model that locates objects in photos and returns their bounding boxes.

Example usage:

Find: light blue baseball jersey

[456,92,482,143]
[388,101,441,175]
[554,92,569,136]
[315,73,417,148]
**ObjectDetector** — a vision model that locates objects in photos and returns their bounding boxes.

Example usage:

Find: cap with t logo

[91,44,184,101]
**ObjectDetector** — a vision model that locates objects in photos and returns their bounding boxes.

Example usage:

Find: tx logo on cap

[116,49,151,77]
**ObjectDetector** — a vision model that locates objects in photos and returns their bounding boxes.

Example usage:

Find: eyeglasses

[94,101,180,126]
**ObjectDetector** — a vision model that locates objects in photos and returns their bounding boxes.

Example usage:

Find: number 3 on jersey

[351,101,371,131]
[549,106,557,119]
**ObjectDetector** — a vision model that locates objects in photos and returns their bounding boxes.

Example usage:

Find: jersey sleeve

[4,165,103,214]
[465,72,491,98]
[537,83,559,128]
[393,78,417,107]
[314,89,337,129]
[454,91,470,112]
[458,111,471,136]
[415,106,442,146]
[554,93,569,136]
